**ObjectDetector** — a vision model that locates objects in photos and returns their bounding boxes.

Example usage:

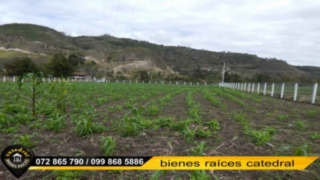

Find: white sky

[1,0,320,66]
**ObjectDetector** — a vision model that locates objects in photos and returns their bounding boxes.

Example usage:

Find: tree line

[4,52,97,78]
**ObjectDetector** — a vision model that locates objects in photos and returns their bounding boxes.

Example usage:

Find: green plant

[277,115,287,121]
[169,119,191,132]
[148,103,160,116]
[294,144,312,156]
[121,115,141,137]
[190,141,207,156]
[307,110,317,118]
[100,136,116,156]
[0,112,15,129]
[262,126,276,135]
[14,134,36,147]
[46,112,65,132]
[232,112,246,122]
[294,120,307,131]
[49,79,72,114]
[205,119,220,131]
[183,126,196,143]
[311,132,320,140]
[18,72,44,118]
[52,170,84,180]
[155,117,172,127]
[74,114,93,137]
[195,128,212,138]
[250,130,271,146]
[188,170,211,180]
[1,126,17,133]
[150,170,168,180]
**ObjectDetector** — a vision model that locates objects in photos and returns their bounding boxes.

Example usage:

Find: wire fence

[219,82,319,105]
[0,76,217,86]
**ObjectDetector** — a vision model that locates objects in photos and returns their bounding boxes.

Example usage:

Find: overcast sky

[1,0,320,66]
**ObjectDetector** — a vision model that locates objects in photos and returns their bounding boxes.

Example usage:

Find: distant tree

[4,57,39,76]
[192,66,205,80]
[46,52,73,77]
[139,71,149,81]
[68,53,85,66]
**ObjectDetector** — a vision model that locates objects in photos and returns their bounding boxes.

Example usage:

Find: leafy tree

[68,53,85,66]
[192,66,205,80]
[4,57,39,76]
[139,71,149,81]
[47,52,73,77]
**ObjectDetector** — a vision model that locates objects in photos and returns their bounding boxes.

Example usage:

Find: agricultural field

[0,79,320,180]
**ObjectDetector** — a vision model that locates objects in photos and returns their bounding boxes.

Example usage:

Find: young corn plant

[49,79,72,114]
[294,120,307,131]
[189,141,207,155]
[188,170,212,180]
[74,114,93,137]
[250,130,271,146]
[307,110,317,118]
[121,115,140,137]
[100,136,116,156]
[148,103,160,116]
[169,119,192,132]
[195,128,212,138]
[150,170,168,180]
[52,171,84,180]
[311,132,320,140]
[277,115,287,121]
[183,126,196,143]
[18,72,44,118]
[14,134,36,148]
[294,144,312,156]
[0,112,15,130]
[46,112,65,132]
[205,119,220,131]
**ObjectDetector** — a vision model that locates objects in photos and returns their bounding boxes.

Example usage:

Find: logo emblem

[1,145,34,178]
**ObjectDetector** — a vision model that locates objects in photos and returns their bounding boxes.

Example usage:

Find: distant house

[72,72,91,80]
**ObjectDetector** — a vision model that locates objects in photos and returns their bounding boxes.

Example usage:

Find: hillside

[0,23,319,82]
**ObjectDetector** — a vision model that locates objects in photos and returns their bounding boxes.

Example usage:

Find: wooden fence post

[311,83,318,104]
[271,83,275,97]
[280,83,285,99]
[293,83,298,101]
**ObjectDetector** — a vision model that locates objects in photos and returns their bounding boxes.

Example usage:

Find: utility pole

[221,62,226,83]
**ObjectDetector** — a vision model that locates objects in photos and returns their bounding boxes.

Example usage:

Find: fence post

[3,76,5,82]
[257,83,260,94]
[293,83,298,101]
[205,82,207,86]
[271,83,275,97]
[244,83,247,91]
[13,76,15,83]
[248,83,251,92]
[162,81,164,85]
[311,83,318,104]
[280,83,285,99]
[252,83,255,93]
[184,82,186,85]
[264,83,267,95]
